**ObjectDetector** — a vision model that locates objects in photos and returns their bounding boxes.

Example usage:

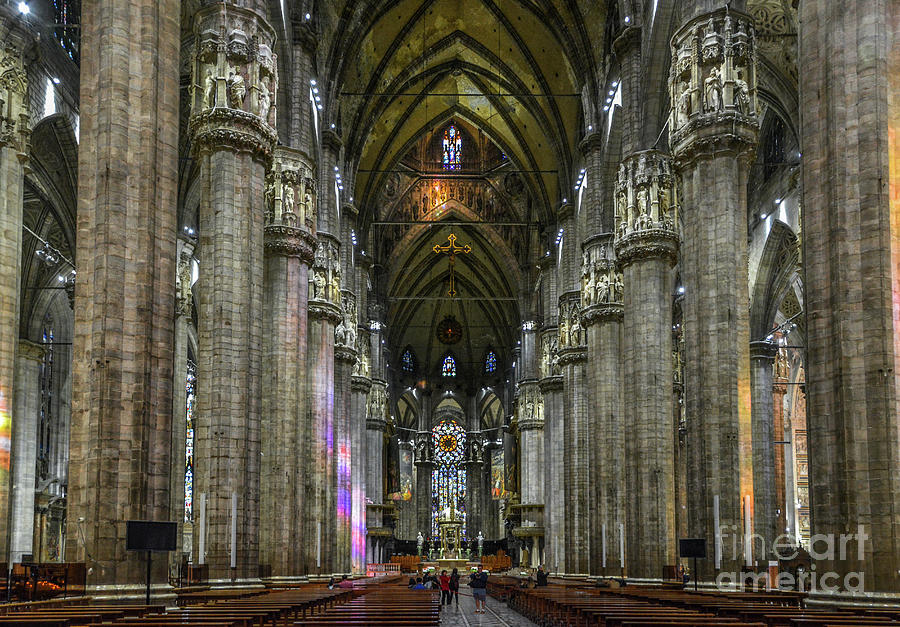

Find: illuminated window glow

[441,355,456,377]
[442,125,462,170]
[184,358,196,522]
[484,350,497,374]
[431,420,467,537]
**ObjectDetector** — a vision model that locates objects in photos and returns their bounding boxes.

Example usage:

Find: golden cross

[432,233,472,297]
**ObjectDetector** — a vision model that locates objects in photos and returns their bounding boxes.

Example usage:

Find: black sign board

[679,538,707,559]
[126,520,177,552]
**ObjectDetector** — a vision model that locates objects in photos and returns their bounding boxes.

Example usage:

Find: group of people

[408,567,491,614]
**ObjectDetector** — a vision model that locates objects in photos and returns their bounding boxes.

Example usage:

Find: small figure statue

[704,67,723,113]
[313,269,326,300]
[733,71,751,114]
[335,319,347,346]
[417,532,424,556]
[203,68,216,109]
[477,531,484,557]
[283,184,295,216]
[227,66,246,109]
[597,273,610,303]
[614,274,624,301]
[258,80,271,120]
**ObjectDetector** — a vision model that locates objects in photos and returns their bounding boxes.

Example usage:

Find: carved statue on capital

[309,239,342,305]
[668,8,758,149]
[336,293,358,348]
[0,43,29,152]
[176,247,194,317]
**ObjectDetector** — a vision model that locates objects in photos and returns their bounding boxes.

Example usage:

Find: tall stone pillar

[350,330,371,573]
[170,242,195,564]
[188,2,277,580]
[539,328,564,573]
[800,0,900,593]
[414,431,434,540]
[306,235,342,573]
[10,340,43,563]
[334,291,358,573]
[465,428,485,542]
[669,8,758,579]
[259,147,317,577]
[516,380,544,507]
[558,291,589,575]
[772,351,788,538]
[581,236,625,576]
[749,341,777,563]
[0,11,30,563]
[364,381,387,564]
[67,0,179,586]
[615,150,679,579]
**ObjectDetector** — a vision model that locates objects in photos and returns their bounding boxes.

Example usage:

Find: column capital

[366,383,388,430]
[322,129,343,152]
[264,225,317,261]
[578,131,604,155]
[17,339,44,363]
[267,145,318,235]
[614,150,679,267]
[557,291,586,352]
[335,344,357,363]
[749,340,778,361]
[580,243,624,318]
[309,300,342,324]
[669,9,759,162]
[515,381,544,431]
[189,2,278,161]
[309,236,342,306]
[0,10,33,155]
[612,24,641,56]
[538,328,560,379]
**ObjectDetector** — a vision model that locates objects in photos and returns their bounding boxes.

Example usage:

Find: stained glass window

[484,350,497,374]
[441,355,456,377]
[431,420,467,537]
[53,0,81,64]
[402,349,415,373]
[442,125,462,170]
[184,359,197,523]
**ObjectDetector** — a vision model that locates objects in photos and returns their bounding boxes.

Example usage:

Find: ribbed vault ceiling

[320,0,605,385]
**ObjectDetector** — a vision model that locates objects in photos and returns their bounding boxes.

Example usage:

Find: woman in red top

[438,570,451,606]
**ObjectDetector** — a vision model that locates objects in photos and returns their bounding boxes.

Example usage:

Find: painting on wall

[491,448,505,500]
[400,447,413,501]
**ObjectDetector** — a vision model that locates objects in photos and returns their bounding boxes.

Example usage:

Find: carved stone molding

[308,299,342,324]
[614,150,680,266]
[581,302,624,326]
[188,108,277,162]
[17,339,44,362]
[351,375,372,394]
[538,375,564,393]
[669,9,759,160]
[335,344,357,364]
[335,290,358,351]
[263,225,317,261]
[557,346,587,366]
[366,383,388,430]
[749,340,778,361]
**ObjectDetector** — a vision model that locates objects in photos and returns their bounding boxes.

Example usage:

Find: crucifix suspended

[432,233,472,297]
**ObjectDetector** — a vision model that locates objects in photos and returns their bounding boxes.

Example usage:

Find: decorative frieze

[189,4,278,160]
[669,9,758,158]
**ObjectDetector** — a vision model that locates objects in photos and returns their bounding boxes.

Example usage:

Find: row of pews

[0,576,441,626]
[506,583,900,627]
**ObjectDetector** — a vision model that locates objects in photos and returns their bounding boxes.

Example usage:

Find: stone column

[334,291,358,573]
[365,381,388,560]
[67,0,179,587]
[557,291,589,575]
[516,380,544,507]
[615,150,679,580]
[772,351,788,537]
[414,431,434,540]
[800,0,900,593]
[170,242,195,565]
[0,10,30,562]
[259,147,317,577]
[669,8,758,579]
[581,235,625,576]
[306,235,342,574]
[350,353,372,573]
[539,328,564,573]
[749,341,777,564]
[10,340,43,563]
[465,429,485,542]
[188,2,277,580]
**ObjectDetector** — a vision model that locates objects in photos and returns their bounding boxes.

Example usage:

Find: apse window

[484,350,497,374]
[441,355,457,377]
[442,125,462,170]
[401,348,415,373]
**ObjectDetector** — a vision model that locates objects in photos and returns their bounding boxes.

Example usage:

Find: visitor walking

[438,569,451,605]
[449,568,460,605]
[471,569,488,614]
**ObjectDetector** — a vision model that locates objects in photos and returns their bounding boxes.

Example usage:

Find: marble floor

[439,590,538,626]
